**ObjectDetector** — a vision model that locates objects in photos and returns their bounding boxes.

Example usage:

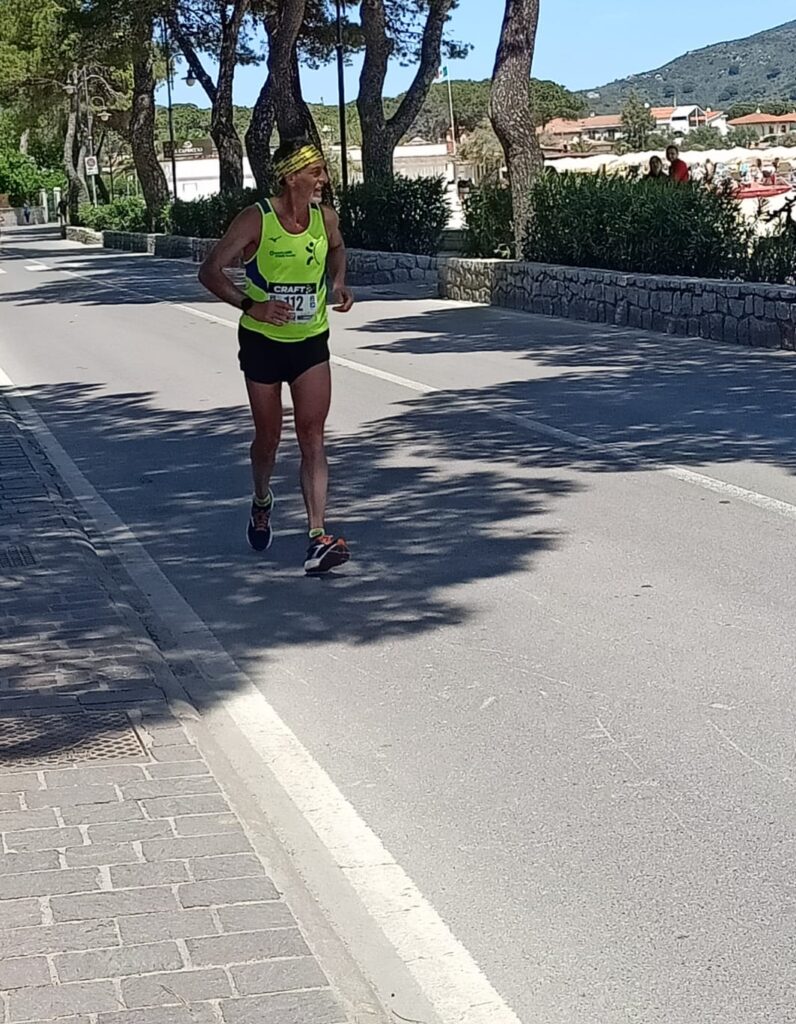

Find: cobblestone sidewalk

[0,398,350,1023]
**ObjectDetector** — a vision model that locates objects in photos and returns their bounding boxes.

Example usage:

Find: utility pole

[161,19,179,199]
[82,68,97,206]
[335,0,349,192]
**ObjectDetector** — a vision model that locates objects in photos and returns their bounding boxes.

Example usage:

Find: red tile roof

[544,115,622,135]
[728,112,796,126]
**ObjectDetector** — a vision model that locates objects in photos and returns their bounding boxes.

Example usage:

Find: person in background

[57,196,69,238]
[645,156,667,180]
[22,200,31,225]
[704,158,716,186]
[666,145,690,184]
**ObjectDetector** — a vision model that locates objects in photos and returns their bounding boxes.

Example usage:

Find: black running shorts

[238,325,330,385]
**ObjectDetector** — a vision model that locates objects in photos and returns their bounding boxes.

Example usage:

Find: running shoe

[304,534,350,574]
[246,492,274,551]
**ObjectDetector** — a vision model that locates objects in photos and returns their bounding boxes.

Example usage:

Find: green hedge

[461,172,796,285]
[169,188,259,238]
[338,175,449,256]
[78,197,149,233]
[523,173,751,281]
[462,180,514,258]
[747,228,796,285]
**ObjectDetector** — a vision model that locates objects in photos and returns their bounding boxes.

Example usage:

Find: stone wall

[346,250,439,287]
[101,230,151,252]
[439,259,796,351]
[65,226,103,245]
[73,230,796,351]
[1,206,47,227]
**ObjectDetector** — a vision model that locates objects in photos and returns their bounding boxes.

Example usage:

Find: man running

[198,138,353,574]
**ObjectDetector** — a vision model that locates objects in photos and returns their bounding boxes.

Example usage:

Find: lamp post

[334,0,349,192]
[161,18,179,199]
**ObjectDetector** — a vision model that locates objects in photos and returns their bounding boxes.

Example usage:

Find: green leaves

[170,187,262,237]
[620,93,656,151]
[0,149,59,204]
[462,178,514,258]
[78,196,148,232]
[522,173,752,281]
[338,174,449,254]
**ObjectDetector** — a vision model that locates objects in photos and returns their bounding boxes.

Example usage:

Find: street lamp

[334,0,349,192]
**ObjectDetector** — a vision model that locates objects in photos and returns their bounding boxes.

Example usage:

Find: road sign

[85,156,99,177]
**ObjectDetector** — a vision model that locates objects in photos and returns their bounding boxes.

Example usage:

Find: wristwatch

[240,297,254,314]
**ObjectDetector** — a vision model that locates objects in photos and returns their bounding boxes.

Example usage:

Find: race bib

[270,283,318,324]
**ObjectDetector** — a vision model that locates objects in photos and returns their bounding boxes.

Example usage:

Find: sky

[160,2,795,109]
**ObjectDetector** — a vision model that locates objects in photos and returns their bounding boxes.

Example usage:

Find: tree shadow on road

[1,376,571,747]
[356,304,796,473]
[3,276,796,756]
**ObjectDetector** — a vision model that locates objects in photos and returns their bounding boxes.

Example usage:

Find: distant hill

[584,20,796,113]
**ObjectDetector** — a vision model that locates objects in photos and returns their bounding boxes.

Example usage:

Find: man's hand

[249,300,294,326]
[332,285,354,313]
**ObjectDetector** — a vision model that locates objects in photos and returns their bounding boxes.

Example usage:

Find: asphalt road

[2,225,796,1024]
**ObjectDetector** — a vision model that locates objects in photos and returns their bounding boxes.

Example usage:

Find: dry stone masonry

[72,231,796,351]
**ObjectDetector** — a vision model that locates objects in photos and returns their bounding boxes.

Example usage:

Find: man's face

[292,160,328,201]
[667,147,678,162]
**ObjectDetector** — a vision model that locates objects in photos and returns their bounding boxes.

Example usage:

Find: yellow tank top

[240,200,329,343]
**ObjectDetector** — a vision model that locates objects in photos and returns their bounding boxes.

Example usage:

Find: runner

[198,138,354,574]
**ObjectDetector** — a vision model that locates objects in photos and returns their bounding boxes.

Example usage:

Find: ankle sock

[309,528,325,540]
[253,493,272,509]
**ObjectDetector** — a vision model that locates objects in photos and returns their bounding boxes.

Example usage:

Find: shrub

[462,179,514,258]
[170,188,259,238]
[78,197,149,233]
[0,151,52,205]
[522,173,751,280]
[746,199,796,284]
[338,175,449,255]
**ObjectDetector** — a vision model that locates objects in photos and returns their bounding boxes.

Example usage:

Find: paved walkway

[0,397,352,1022]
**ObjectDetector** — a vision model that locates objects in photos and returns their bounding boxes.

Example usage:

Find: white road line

[172,303,239,327]
[0,359,523,1024]
[331,354,438,394]
[0,267,6,274]
[40,260,796,525]
[24,261,48,272]
[664,465,796,521]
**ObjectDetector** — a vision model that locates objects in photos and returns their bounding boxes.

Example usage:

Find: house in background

[726,111,796,139]
[542,104,728,150]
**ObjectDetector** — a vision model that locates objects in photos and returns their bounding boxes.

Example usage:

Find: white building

[158,137,470,200]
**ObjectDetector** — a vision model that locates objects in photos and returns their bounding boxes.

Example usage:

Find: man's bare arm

[322,205,354,313]
[198,206,293,325]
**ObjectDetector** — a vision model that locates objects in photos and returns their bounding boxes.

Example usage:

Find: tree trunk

[63,98,88,220]
[19,129,30,155]
[357,0,389,180]
[489,0,543,255]
[76,141,90,201]
[130,22,170,230]
[358,0,454,182]
[245,85,277,193]
[170,1,250,194]
[277,48,321,144]
[213,127,244,192]
[246,2,316,192]
[95,175,111,205]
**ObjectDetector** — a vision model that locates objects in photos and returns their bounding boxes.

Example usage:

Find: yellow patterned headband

[275,145,325,179]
